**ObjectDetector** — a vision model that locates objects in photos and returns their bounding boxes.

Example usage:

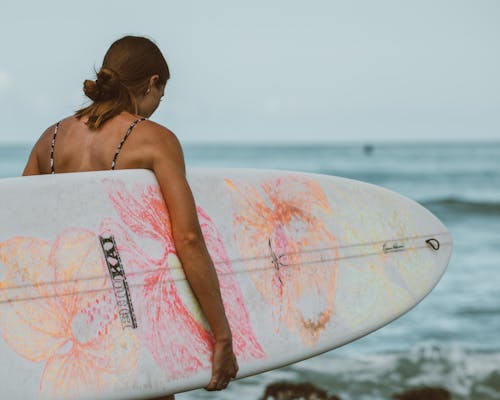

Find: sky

[0,0,498,144]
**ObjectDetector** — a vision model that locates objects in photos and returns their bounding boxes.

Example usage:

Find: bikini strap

[50,121,61,174]
[111,118,146,170]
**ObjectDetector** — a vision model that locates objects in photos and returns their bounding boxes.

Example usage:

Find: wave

[286,342,500,400]
[420,197,500,214]
[180,342,500,400]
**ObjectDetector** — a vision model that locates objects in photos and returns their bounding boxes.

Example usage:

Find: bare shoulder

[32,119,67,163]
[35,116,74,150]
[133,120,185,174]
[36,122,59,149]
[138,120,181,147]
[23,120,65,175]
[136,120,185,168]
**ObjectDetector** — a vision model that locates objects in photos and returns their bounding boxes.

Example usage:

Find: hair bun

[83,67,121,102]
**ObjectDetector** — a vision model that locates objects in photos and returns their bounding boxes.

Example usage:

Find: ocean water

[1,141,499,399]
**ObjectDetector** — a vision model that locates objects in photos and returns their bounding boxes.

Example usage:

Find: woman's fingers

[204,342,238,391]
[205,377,230,391]
[205,368,235,390]
[205,367,223,390]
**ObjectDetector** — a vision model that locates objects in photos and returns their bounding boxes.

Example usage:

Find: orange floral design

[226,175,339,346]
[0,228,139,398]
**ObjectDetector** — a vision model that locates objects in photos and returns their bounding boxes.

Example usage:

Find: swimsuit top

[50,118,146,174]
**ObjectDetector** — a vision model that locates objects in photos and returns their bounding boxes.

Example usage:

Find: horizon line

[2,137,500,147]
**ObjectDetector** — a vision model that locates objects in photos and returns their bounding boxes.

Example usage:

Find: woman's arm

[148,125,238,390]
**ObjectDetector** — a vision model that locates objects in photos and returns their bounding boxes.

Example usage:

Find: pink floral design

[100,179,265,379]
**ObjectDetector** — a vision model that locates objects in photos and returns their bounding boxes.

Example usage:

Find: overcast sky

[0,0,498,144]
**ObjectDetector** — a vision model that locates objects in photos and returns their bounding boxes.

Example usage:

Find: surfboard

[0,168,452,399]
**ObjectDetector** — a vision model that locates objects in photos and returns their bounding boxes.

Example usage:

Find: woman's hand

[205,338,239,391]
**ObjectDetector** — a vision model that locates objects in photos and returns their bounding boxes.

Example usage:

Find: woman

[23,35,238,399]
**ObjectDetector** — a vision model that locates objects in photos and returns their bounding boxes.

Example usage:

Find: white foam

[252,342,500,400]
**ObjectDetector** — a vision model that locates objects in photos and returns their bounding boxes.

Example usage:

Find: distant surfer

[363,144,374,155]
[22,35,238,399]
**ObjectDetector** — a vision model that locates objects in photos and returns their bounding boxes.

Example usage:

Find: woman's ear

[149,74,160,88]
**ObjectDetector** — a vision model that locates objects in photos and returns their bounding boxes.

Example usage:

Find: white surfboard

[0,168,452,399]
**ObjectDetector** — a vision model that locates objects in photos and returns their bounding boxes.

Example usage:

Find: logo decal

[99,234,138,329]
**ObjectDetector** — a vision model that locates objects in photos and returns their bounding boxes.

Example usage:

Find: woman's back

[33,113,162,175]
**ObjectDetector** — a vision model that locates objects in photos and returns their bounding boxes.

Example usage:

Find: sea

[1,141,499,400]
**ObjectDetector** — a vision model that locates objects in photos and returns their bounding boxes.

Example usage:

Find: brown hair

[75,36,170,130]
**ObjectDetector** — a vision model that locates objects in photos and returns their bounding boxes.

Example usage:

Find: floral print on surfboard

[0,178,265,398]
[100,178,265,378]
[225,175,339,346]
[0,228,139,399]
